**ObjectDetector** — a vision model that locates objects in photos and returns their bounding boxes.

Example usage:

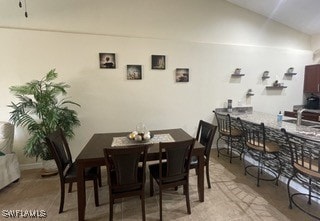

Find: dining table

[76,128,205,221]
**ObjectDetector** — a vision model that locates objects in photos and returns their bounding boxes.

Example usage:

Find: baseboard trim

[20,162,42,171]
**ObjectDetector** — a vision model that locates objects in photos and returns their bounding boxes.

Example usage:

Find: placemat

[111,133,174,147]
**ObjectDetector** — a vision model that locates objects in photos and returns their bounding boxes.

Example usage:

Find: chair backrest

[159,139,195,183]
[213,111,232,135]
[103,145,148,191]
[45,128,73,178]
[282,129,320,174]
[196,120,217,158]
[242,121,267,152]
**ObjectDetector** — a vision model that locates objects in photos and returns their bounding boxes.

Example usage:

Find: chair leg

[97,166,102,187]
[287,174,294,209]
[141,194,146,221]
[184,183,191,214]
[257,153,262,187]
[205,163,211,189]
[159,188,163,221]
[68,182,73,193]
[109,198,114,221]
[59,182,65,213]
[150,175,154,197]
[308,178,312,205]
[229,139,233,163]
[216,138,220,158]
[93,179,99,207]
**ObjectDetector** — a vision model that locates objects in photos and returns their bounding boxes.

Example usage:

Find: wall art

[151,55,166,70]
[127,65,142,80]
[99,53,116,69]
[175,68,189,82]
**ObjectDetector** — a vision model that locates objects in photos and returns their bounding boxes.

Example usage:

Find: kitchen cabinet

[284,111,320,122]
[304,64,320,93]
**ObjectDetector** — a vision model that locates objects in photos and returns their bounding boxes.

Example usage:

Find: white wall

[311,34,320,64]
[0,0,312,165]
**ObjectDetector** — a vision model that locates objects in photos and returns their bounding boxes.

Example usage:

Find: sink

[283,119,320,127]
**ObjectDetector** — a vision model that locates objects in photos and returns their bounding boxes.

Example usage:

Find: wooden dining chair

[103,145,149,221]
[45,128,100,213]
[190,120,217,188]
[149,139,195,221]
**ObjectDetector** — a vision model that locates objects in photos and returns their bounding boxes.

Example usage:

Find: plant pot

[41,159,58,177]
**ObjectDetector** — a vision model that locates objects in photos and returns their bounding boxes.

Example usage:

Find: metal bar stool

[240,120,282,187]
[213,111,244,163]
[282,128,320,220]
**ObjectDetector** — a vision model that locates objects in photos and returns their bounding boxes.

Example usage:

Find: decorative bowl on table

[128,131,154,142]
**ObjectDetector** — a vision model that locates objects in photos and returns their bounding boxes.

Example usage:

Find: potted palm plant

[8,69,80,175]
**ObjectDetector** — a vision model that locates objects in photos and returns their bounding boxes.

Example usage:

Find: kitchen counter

[215,109,320,142]
[214,109,320,185]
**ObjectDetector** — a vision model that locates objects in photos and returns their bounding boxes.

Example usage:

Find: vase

[41,159,58,177]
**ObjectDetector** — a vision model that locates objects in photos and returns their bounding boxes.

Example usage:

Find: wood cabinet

[284,111,320,122]
[304,64,320,93]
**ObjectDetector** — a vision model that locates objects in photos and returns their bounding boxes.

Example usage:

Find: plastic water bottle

[277,111,283,127]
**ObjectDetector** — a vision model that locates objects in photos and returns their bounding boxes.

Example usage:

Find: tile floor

[0,153,318,221]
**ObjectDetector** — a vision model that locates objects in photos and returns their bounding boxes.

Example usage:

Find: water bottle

[277,111,283,127]
[227,99,232,113]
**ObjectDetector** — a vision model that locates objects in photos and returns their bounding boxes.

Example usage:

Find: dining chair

[190,120,217,188]
[213,110,244,163]
[45,128,100,213]
[103,145,149,221]
[149,139,195,221]
[240,119,281,187]
[282,128,320,220]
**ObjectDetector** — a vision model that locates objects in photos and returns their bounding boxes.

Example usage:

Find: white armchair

[0,122,20,190]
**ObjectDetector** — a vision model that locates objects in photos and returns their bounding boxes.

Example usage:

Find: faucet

[297,108,306,126]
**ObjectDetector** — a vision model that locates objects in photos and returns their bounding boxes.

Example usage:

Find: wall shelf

[246,93,254,96]
[284,73,297,76]
[231,74,245,77]
[266,86,287,89]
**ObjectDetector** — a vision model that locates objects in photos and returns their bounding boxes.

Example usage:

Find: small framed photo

[151,55,166,70]
[99,53,116,69]
[175,68,189,82]
[127,65,142,80]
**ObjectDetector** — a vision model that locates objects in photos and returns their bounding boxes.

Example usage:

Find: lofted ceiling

[226,0,320,35]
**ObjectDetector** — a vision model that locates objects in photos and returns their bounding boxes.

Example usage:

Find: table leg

[197,154,204,202]
[77,163,86,221]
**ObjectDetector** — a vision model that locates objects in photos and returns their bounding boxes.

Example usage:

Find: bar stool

[240,120,281,187]
[213,111,244,163]
[282,128,320,220]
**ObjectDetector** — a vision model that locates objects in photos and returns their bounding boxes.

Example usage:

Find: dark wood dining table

[76,128,205,221]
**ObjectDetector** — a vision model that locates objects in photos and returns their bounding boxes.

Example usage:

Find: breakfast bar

[214,108,320,179]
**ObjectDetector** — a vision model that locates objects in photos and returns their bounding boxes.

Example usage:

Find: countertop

[215,110,320,142]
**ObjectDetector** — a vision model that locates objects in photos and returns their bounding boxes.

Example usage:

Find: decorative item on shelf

[231,68,245,77]
[285,67,297,76]
[246,89,254,96]
[128,123,153,142]
[262,71,270,79]
[266,81,287,89]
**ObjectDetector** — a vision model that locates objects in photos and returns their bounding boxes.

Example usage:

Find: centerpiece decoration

[128,123,153,142]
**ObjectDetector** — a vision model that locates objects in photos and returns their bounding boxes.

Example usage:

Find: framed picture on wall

[151,55,166,70]
[99,53,116,69]
[127,65,142,80]
[175,68,189,82]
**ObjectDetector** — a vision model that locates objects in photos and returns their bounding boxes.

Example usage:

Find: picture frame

[99,53,116,69]
[175,68,189,82]
[127,65,142,80]
[151,55,166,70]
